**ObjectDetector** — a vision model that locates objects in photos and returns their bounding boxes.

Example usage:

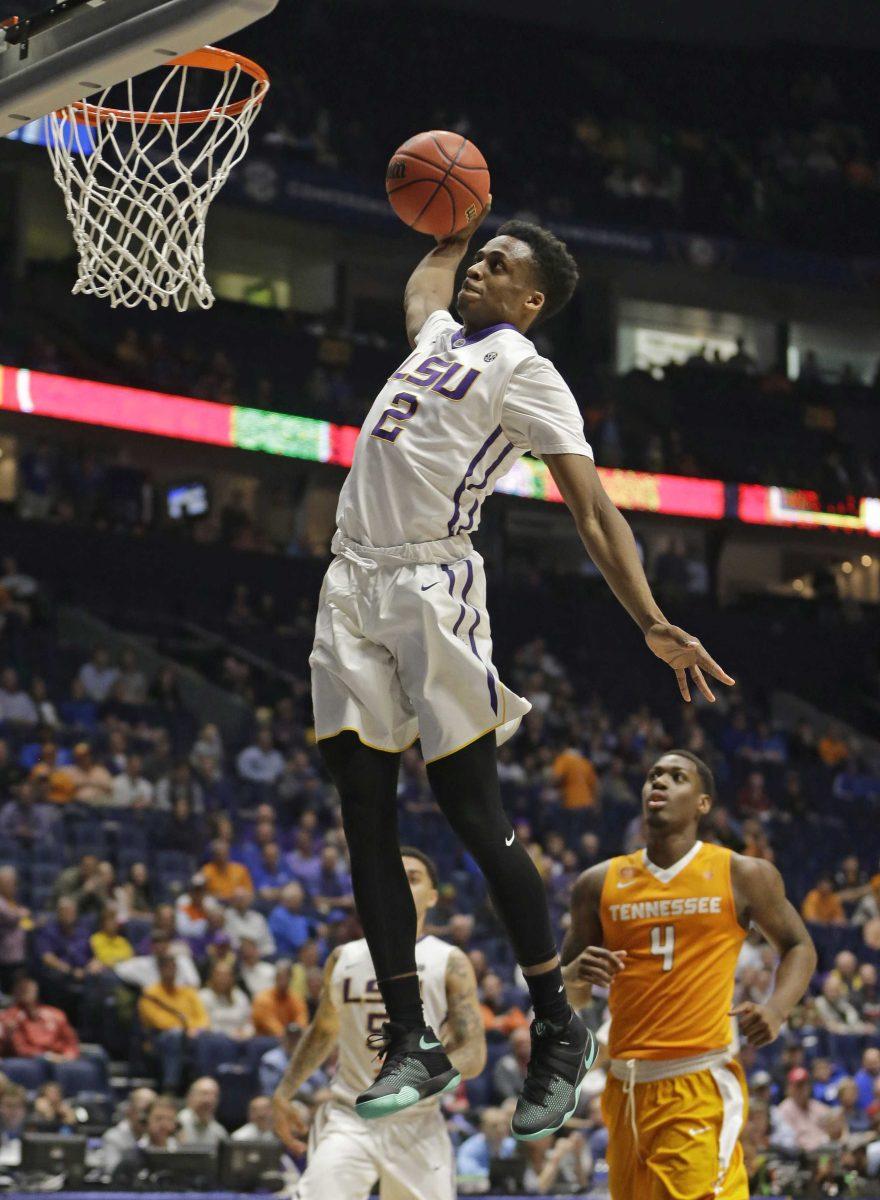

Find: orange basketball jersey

[600,840,746,1061]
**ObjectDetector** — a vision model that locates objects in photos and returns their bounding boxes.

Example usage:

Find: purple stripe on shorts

[442,564,467,637]
[447,426,504,535]
[455,441,516,534]
[461,560,499,716]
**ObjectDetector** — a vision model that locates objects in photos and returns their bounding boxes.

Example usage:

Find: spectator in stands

[238,936,275,999]
[456,1106,518,1181]
[37,895,92,998]
[51,853,99,907]
[479,972,530,1036]
[774,1066,837,1151]
[252,959,308,1036]
[175,875,212,942]
[68,742,114,806]
[138,954,209,1092]
[551,743,598,833]
[818,724,850,769]
[89,904,133,969]
[523,1129,592,1193]
[31,1080,76,1132]
[155,759,205,815]
[801,873,846,924]
[199,960,254,1040]
[492,1026,531,1102]
[77,647,119,703]
[232,1095,278,1143]
[268,882,317,957]
[856,1049,880,1111]
[58,678,98,735]
[225,886,275,957]
[129,1094,180,1157]
[236,728,285,788]
[258,1022,313,1097]
[311,845,353,916]
[837,1077,871,1133]
[116,648,147,706]
[114,862,154,921]
[1,976,79,1059]
[101,1086,157,1174]
[202,838,252,901]
[0,865,28,990]
[252,841,293,906]
[0,775,57,846]
[855,963,880,1024]
[815,974,874,1034]
[111,754,154,808]
[0,668,37,726]
[853,876,880,926]
[177,1077,228,1150]
[155,794,204,856]
[0,1084,27,1166]
[116,927,200,990]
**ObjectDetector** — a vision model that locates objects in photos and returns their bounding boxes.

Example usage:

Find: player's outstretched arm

[560,863,625,1010]
[272,947,342,1153]
[439,947,487,1080]
[545,453,735,703]
[403,199,491,347]
[730,856,818,1047]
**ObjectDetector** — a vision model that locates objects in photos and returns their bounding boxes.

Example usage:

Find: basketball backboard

[0,0,278,135]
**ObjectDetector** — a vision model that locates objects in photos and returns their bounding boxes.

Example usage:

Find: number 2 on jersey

[371,391,419,442]
[650,924,675,971]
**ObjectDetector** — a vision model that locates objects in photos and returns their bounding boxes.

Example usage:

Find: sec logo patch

[484,351,497,362]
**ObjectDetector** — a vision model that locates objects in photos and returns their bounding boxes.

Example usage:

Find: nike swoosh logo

[688,1126,711,1137]
[505,832,515,846]
[420,582,438,591]
[616,879,637,889]
[419,1035,442,1050]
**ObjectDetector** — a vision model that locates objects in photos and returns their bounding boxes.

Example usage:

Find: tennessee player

[562,750,816,1200]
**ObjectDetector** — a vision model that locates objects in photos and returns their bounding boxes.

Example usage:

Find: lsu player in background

[271,848,485,1200]
[562,750,817,1199]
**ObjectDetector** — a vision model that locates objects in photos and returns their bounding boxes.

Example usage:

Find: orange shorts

[601,1059,749,1200]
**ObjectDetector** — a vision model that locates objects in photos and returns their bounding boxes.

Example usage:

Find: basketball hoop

[47,46,269,311]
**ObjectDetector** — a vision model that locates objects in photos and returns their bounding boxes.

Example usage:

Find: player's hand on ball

[437,194,492,248]
[271,1092,308,1156]
[644,621,735,703]
[563,947,626,990]
[729,1001,784,1047]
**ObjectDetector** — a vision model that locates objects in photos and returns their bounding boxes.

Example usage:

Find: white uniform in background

[294,935,457,1200]
[311,309,593,763]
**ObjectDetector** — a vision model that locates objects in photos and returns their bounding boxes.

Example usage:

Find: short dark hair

[400,846,439,889]
[656,750,715,801]
[495,219,579,324]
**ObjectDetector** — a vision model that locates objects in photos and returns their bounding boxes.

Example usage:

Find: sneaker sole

[355,1068,461,1121]
[511,1027,599,1142]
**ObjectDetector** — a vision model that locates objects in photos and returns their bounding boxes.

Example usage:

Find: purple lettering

[434,364,480,400]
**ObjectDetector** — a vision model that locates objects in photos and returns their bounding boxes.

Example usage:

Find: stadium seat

[192,1032,242,1078]
[52,1057,108,1099]
[243,1036,280,1074]
[3,1057,50,1092]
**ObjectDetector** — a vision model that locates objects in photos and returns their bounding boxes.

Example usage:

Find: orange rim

[59,46,269,126]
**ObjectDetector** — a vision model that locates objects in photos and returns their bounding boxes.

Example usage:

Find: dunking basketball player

[309,204,734,1139]
[272,849,485,1200]
[562,751,816,1198]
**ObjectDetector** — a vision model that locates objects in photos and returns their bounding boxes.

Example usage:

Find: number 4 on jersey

[650,924,675,972]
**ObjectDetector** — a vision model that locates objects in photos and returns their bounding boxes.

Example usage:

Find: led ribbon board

[1,364,877,532]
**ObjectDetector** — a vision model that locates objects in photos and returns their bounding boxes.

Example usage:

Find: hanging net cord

[47,61,266,311]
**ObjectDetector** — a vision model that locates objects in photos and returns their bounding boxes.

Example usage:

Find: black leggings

[319,730,558,982]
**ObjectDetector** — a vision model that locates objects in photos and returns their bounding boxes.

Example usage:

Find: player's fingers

[690,664,715,703]
[675,668,690,702]
[697,647,735,686]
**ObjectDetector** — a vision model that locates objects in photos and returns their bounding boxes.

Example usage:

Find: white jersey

[328,935,455,1113]
[336,310,593,548]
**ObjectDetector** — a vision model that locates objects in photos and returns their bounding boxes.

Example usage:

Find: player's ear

[698,793,712,817]
[524,289,545,320]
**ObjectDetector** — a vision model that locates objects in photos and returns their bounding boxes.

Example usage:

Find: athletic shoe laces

[521,1018,570,1105]
[366,1021,410,1078]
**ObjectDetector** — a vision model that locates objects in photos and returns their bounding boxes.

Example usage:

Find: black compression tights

[319,730,558,985]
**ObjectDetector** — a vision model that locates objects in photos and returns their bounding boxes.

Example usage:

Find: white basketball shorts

[310,532,530,762]
[294,1099,456,1200]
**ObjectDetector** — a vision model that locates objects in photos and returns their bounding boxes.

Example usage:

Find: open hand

[436,194,492,247]
[645,622,734,703]
[730,1001,783,1047]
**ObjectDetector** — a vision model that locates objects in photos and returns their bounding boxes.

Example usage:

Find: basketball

[385,130,490,238]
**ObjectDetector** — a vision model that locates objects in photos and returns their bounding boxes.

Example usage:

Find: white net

[47,54,267,311]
